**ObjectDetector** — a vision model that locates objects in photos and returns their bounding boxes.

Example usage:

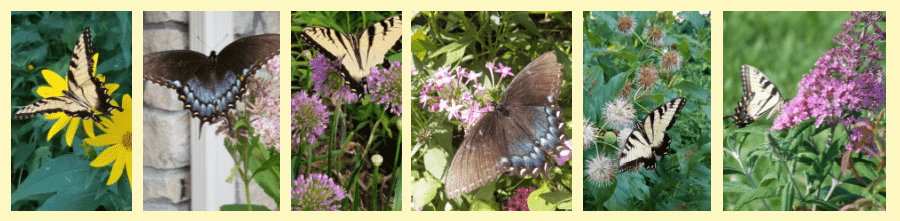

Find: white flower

[583,119,601,145]
[586,155,617,185]
[603,98,636,129]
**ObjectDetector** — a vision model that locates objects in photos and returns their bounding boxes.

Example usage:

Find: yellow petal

[47,116,71,141]
[91,53,99,76]
[65,118,80,147]
[41,69,67,91]
[90,144,121,167]
[45,112,65,120]
[106,84,119,94]
[85,133,119,147]
[36,85,63,98]
[125,154,132,188]
[107,151,125,185]
[83,118,96,138]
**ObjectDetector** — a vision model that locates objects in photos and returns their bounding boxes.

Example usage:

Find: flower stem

[371,165,380,211]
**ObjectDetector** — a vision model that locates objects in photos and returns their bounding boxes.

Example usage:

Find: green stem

[372,165,380,211]
[327,105,342,174]
[245,177,252,211]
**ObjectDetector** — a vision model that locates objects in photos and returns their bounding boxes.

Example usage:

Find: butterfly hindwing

[14,27,121,122]
[300,14,402,95]
[724,65,786,128]
[444,51,568,199]
[143,34,280,128]
[618,97,686,173]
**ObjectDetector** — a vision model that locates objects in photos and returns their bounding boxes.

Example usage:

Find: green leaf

[411,174,440,210]
[527,182,554,211]
[735,186,776,210]
[250,148,279,206]
[219,204,271,211]
[11,154,92,204]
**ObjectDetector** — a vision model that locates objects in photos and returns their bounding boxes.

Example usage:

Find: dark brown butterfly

[143,34,279,130]
[444,51,570,199]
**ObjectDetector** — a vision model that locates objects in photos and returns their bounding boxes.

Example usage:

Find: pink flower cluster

[247,58,281,152]
[771,12,885,157]
[502,187,535,211]
[417,61,516,130]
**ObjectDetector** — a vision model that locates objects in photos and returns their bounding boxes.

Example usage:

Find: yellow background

[1,0,893,218]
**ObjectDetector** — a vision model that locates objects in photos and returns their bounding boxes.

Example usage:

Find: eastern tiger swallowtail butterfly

[617,97,686,173]
[299,14,402,96]
[724,65,787,128]
[444,51,570,199]
[14,27,122,122]
[143,34,279,130]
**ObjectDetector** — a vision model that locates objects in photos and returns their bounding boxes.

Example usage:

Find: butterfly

[444,51,570,199]
[14,27,122,122]
[724,65,787,128]
[299,14,402,96]
[617,97,686,173]
[143,34,279,130]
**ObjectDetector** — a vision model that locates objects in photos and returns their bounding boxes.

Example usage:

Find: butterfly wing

[216,34,280,77]
[618,97,685,172]
[724,65,786,128]
[444,112,506,200]
[13,96,96,121]
[300,14,402,95]
[501,51,565,107]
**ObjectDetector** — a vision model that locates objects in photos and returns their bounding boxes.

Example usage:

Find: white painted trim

[189,11,236,211]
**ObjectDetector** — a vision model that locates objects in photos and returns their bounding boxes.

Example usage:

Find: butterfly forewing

[502,51,565,107]
[68,28,121,116]
[741,65,784,118]
[217,34,280,78]
[445,112,507,200]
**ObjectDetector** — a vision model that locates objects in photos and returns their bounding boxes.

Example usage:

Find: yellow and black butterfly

[299,14,402,96]
[724,65,788,128]
[14,28,122,122]
[618,97,686,173]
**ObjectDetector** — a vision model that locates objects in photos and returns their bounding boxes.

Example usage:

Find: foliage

[582,11,711,211]
[723,11,886,211]
[410,11,573,211]
[10,11,132,211]
[290,11,402,211]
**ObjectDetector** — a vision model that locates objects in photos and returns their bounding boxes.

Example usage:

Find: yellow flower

[39,53,119,146]
[87,94,132,188]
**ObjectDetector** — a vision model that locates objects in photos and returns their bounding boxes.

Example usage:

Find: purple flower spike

[291,91,330,147]
[367,61,402,115]
[291,173,346,211]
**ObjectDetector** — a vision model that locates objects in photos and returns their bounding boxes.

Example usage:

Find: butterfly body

[299,14,402,96]
[444,51,569,199]
[618,97,686,173]
[14,27,121,122]
[724,65,786,128]
[144,34,279,129]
